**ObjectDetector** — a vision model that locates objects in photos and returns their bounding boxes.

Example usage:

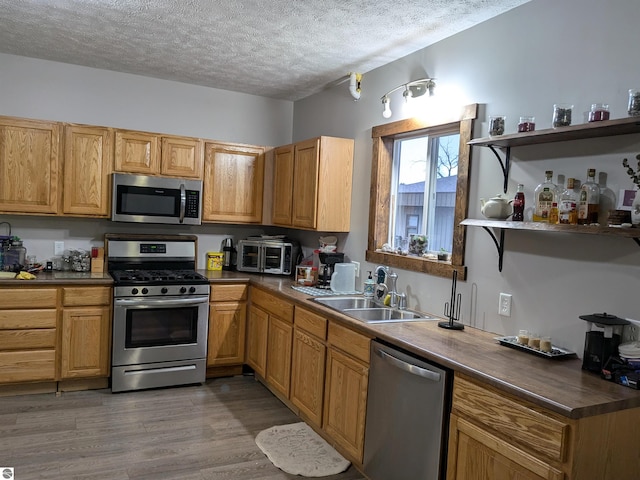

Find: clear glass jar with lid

[628,89,640,116]
[588,103,610,122]
[552,103,573,127]
[2,238,26,270]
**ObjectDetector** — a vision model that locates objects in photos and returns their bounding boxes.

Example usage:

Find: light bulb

[382,96,392,118]
[403,86,412,103]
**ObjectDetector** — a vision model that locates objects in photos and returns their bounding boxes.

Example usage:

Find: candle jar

[552,104,573,127]
[628,89,640,117]
[528,332,541,350]
[517,329,529,345]
[588,103,610,122]
[488,115,506,136]
[518,116,536,132]
[540,336,553,353]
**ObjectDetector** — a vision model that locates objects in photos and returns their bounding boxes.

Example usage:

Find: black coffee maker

[579,313,629,374]
[317,252,344,289]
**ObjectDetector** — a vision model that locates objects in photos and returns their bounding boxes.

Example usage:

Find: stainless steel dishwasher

[363,340,451,480]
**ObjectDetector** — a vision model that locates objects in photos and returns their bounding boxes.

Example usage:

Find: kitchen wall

[292,0,640,355]
[0,53,293,265]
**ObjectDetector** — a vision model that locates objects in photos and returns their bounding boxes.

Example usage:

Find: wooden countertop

[3,269,638,418]
[241,274,640,420]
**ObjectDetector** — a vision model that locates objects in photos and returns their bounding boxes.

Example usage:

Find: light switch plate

[499,293,512,317]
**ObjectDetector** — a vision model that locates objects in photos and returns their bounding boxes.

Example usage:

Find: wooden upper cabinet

[114,130,159,175]
[272,136,354,232]
[161,136,203,178]
[271,144,294,225]
[114,130,203,179]
[0,116,60,214]
[63,125,113,216]
[202,142,265,223]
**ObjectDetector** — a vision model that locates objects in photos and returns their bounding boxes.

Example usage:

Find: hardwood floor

[0,376,366,480]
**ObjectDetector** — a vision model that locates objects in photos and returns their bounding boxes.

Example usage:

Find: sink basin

[313,296,378,310]
[312,296,435,324]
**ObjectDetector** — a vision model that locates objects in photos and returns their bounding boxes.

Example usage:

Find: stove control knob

[131,288,139,295]
[141,288,148,295]
[180,287,187,294]
[189,286,196,294]
[161,287,168,294]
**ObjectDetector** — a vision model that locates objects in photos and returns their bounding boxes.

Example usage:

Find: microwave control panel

[185,190,200,218]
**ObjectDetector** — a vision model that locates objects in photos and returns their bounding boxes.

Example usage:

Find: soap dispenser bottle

[363,271,375,297]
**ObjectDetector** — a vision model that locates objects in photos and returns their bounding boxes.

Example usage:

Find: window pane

[390,133,459,254]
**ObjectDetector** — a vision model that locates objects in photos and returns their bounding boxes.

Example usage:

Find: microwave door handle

[179,184,186,223]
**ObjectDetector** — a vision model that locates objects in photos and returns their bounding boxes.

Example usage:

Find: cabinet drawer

[0,350,56,383]
[0,288,57,309]
[328,321,370,364]
[0,329,56,350]
[452,375,569,462]
[0,309,57,329]
[62,287,111,306]
[295,307,327,340]
[210,283,247,302]
[251,287,293,322]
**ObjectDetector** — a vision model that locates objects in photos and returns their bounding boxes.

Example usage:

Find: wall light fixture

[380,78,436,118]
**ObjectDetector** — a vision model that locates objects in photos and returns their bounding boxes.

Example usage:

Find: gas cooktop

[110,269,208,286]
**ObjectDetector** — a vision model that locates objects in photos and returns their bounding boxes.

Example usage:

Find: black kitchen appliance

[221,237,236,270]
[317,252,344,289]
[579,313,629,374]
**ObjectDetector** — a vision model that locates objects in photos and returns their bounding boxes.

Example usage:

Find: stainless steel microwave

[111,173,203,225]
[237,239,299,275]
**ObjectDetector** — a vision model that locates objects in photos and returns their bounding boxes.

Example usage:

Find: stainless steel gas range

[106,234,210,393]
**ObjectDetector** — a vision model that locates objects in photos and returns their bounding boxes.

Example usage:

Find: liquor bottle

[512,184,525,221]
[532,170,557,222]
[558,178,578,224]
[577,168,600,225]
[548,202,559,224]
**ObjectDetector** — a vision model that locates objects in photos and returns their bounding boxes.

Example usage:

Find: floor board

[0,375,366,480]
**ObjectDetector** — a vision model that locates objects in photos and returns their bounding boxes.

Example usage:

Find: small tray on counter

[495,336,577,359]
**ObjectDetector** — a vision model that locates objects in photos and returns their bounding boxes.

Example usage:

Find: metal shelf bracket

[481,226,505,272]
[487,145,511,194]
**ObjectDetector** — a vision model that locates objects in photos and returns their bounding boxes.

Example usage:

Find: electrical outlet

[351,261,360,279]
[499,293,512,317]
[54,241,65,256]
[622,318,640,343]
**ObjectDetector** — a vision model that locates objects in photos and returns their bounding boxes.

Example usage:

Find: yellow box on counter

[207,252,224,271]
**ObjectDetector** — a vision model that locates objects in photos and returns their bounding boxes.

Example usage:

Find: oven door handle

[179,183,186,223]
[115,296,209,308]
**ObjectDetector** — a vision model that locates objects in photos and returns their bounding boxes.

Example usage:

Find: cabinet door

[447,414,564,480]
[0,117,60,214]
[161,136,203,179]
[114,130,159,174]
[63,125,113,216]
[290,327,326,427]
[292,138,320,228]
[60,306,111,379]
[271,144,294,226]
[207,301,246,366]
[202,142,265,223]
[246,304,269,377]
[266,316,293,398]
[323,347,368,462]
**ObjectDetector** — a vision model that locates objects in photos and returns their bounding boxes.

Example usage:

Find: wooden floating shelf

[468,116,640,148]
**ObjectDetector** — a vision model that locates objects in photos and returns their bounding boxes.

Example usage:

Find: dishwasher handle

[377,348,441,382]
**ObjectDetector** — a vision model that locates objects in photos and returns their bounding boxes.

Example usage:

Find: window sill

[365,249,466,280]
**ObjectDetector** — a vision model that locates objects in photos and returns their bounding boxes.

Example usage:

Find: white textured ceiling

[0,0,529,101]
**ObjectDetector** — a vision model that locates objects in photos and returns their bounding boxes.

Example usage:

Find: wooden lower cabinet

[60,306,111,379]
[246,304,269,377]
[266,316,293,397]
[60,287,111,379]
[448,374,640,480]
[323,321,370,464]
[208,284,248,367]
[0,287,58,384]
[290,307,327,428]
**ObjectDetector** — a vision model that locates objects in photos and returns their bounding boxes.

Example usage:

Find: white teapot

[480,195,513,219]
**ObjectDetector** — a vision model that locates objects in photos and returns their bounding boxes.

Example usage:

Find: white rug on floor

[255,422,351,477]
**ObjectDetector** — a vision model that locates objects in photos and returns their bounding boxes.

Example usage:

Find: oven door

[112,295,209,367]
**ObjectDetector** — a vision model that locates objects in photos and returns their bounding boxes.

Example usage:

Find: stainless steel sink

[312,296,435,324]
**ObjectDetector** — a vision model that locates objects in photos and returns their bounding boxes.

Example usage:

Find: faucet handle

[397,292,407,310]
